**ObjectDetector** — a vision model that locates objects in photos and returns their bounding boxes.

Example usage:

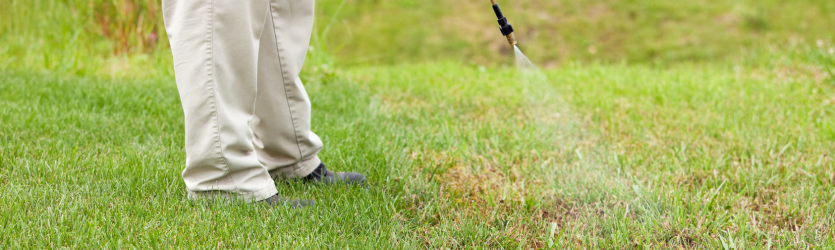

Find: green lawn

[2,0,834,248]
[1,61,833,248]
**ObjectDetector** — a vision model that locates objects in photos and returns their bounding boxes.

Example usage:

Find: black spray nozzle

[492,4,514,36]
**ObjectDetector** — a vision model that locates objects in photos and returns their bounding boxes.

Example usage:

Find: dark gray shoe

[259,194,314,208]
[303,163,366,185]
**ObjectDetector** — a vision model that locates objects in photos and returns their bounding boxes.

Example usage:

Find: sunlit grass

[2,61,833,248]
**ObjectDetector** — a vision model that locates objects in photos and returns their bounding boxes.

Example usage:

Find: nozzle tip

[506,33,517,46]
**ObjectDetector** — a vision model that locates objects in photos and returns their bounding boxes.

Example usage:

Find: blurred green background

[1,0,833,76]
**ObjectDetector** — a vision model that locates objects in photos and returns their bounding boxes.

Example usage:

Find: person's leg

[251,0,324,179]
[163,0,276,202]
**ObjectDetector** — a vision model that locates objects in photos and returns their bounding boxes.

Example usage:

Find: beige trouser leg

[163,0,322,202]
[254,0,324,179]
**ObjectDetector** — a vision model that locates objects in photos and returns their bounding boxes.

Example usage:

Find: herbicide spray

[488,0,583,178]
[487,2,635,222]
[488,0,534,70]
[488,0,566,118]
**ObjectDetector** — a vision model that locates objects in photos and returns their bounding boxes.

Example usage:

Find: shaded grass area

[2,61,833,248]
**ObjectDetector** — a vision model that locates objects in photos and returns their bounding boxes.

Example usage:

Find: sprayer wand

[490,0,517,46]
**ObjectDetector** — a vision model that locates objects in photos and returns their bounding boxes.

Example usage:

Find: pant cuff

[187,184,278,203]
[269,155,321,179]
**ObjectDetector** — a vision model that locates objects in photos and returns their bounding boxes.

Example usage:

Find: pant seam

[268,3,305,165]
[207,0,234,183]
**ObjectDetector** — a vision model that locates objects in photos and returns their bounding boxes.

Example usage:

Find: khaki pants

[163,0,322,202]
